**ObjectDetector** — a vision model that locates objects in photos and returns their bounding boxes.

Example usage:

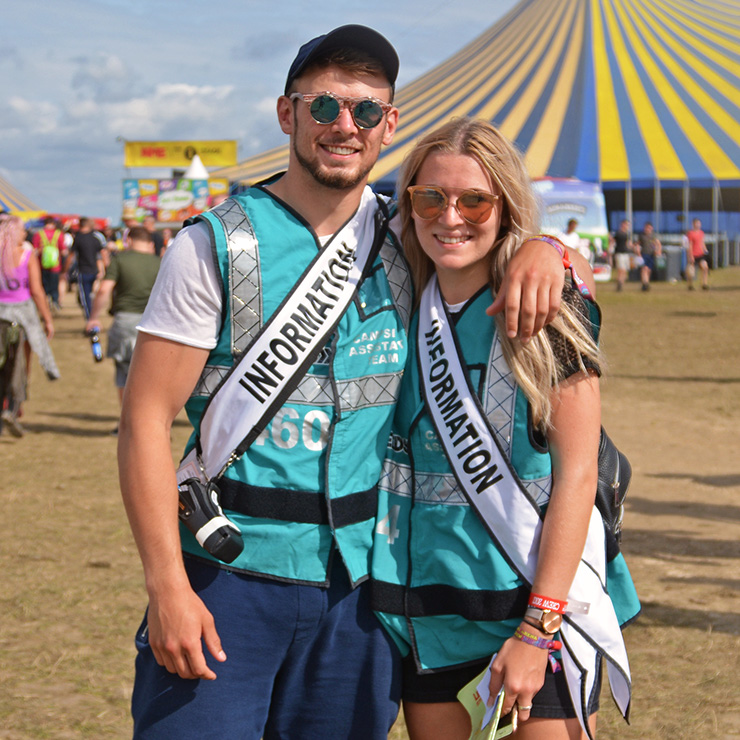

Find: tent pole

[683,183,689,234]
[626,182,633,233]
[654,180,661,232]
[712,180,720,267]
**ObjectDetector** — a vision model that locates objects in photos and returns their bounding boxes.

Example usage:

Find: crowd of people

[607,217,711,292]
[0,212,169,437]
[556,216,711,293]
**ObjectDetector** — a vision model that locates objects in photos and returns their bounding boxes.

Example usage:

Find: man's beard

[293,138,375,190]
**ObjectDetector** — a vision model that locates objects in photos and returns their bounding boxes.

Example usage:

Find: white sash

[417,276,631,740]
[178,187,384,484]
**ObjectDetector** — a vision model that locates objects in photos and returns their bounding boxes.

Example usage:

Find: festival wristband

[522,234,566,260]
[528,593,567,613]
[514,626,562,651]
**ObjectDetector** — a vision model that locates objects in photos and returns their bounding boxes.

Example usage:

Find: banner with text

[124,140,238,168]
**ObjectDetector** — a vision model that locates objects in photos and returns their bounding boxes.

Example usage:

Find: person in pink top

[686,218,709,291]
[0,215,59,436]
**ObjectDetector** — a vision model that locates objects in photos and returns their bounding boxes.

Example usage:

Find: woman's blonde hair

[397,117,602,430]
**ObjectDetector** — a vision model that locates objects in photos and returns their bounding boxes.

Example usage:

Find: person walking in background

[0,215,60,437]
[161,227,174,249]
[65,217,105,318]
[637,222,662,291]
[559,218,591,263]
[32,216,66,312]
[85,226,160,434]
[142,215,165,257]
[116,24,571,740]
[610,219,633,291]
[102,225,124,268]
[686,218,710,290]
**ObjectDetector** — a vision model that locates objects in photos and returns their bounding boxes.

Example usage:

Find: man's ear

[277,96,294,135]
[381,106,399,147]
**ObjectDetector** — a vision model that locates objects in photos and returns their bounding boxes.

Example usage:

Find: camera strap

[417,276,631,740]
[177,187,388,485]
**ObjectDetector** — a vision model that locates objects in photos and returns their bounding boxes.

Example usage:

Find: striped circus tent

[0,174,44,218]
[215,0,740,197]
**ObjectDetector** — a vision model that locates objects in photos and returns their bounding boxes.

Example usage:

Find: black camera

[178,478,244,563]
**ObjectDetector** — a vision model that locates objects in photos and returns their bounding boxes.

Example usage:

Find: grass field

[1,268,739,739]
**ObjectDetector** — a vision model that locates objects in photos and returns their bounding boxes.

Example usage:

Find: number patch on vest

[253,407,331,451]
[376,504,401,544]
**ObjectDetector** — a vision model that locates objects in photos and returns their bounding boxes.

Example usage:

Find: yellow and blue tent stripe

[213,0,740,190]
[0,175,42,214]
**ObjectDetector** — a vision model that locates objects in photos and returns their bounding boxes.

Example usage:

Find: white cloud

[6,97,60,135]
[71,53,140,103]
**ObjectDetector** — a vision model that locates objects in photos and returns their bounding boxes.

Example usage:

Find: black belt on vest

[369,580,529,622]
[218,478,377,528]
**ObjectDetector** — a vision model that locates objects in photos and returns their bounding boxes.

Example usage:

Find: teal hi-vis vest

[180,185,412,586]
[370,288,640,672]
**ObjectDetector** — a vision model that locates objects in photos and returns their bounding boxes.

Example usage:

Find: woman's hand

[488,627,549,723]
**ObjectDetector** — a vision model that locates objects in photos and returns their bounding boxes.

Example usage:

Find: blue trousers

[78,273,96,318]
[41,270,60,305]
[131,556,401,740]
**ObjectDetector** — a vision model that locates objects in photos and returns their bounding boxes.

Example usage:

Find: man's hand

[487,239,564,343]
[85,318,100,335]
[146,583,226,680]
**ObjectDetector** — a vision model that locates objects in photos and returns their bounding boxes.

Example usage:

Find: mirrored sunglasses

[289,92,392,129]
[407,186,500,224]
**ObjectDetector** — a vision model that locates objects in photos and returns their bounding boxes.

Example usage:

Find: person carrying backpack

[32,216,66,312]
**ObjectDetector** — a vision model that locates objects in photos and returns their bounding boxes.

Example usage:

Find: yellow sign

[124,140,238,168]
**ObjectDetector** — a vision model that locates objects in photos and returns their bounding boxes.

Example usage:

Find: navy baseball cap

[284,24,399,95]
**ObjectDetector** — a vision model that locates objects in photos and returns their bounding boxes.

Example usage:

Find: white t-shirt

[138,222,222,349]
[138,220,338,351]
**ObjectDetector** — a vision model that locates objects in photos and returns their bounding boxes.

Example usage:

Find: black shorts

[401,654,601,719]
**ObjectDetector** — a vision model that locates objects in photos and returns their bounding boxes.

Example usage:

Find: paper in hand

[456,654,514,740]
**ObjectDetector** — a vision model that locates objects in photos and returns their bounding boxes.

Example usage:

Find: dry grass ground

[1,268,739,739]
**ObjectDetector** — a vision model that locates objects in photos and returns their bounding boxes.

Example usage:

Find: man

[142,215,165,257]
[118,25,571,740]
[65,218,105,318]
[559,217,591,263]
[32,216,66,311]
[611,218,634,291]
[686,217,709,290]
[637,221,662,291]
[85,226,160,431]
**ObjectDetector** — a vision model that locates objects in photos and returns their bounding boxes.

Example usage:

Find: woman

[0,215,60,435]
[371,119,639,739]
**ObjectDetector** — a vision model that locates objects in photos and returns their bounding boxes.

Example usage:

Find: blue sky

[3,1,518,221]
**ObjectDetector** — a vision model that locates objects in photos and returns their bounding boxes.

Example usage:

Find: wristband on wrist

[514,626,562,651]
[528,592,567,614]
[522,234,566,260]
